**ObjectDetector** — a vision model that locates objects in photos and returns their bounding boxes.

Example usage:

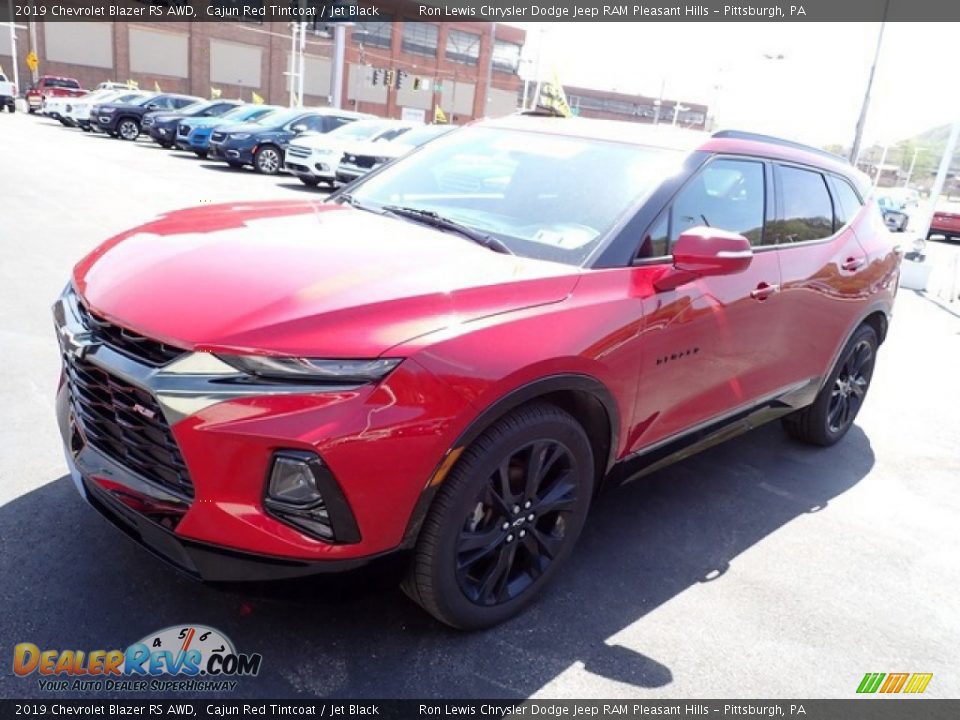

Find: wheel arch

[400,373,620,547]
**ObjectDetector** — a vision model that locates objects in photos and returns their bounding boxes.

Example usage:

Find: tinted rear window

[45,79,80,89]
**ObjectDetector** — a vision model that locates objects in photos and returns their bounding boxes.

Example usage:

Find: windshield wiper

[381,205,514,255]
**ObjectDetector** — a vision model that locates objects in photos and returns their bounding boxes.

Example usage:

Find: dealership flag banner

[536,70,573,117]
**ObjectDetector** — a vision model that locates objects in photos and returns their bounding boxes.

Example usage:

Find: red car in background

[53,117,900,629]
[928,204,960,241]
[26,75,85,113]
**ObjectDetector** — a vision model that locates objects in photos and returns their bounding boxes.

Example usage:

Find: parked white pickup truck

[0,73,16,113]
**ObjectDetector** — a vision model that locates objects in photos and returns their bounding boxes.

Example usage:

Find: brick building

[565,85,708,129]
[0,3,525,122]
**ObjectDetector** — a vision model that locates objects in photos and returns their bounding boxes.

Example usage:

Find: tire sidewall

[118,119,139,140]
[427,410,594,629]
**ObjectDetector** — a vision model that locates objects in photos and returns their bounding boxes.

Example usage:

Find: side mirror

[654,226,753,291]
[290,123,308,134]
[146,102,160,109]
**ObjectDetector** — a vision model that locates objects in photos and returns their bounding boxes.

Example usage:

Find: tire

[117,118,140,141]
[299,176,321,187]
[226,161,243,169]
[254,145,282,175]
[782,324,878,447]
[403,402,595,630]
[193,150,208,159]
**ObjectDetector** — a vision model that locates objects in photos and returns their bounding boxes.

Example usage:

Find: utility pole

[6,0,20,95]
[904,147,919,188]
[297,21,306,107]
[329,23,346,109]
[873,144,889,188]
[850,0,890,164]
[287,22,299,106]
[482,22,496,118]
[529,27,544,111]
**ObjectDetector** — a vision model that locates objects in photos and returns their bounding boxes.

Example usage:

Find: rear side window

[669,159,767,246]
[777,166,834,242]
[830,177,864,226]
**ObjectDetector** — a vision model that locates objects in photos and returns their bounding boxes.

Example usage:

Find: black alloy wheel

[826,338,874,435]
[403,402,594,629]
[456,439,578,606]
[782,324,878,446]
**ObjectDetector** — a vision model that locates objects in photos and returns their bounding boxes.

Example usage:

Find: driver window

[669,159,767,246]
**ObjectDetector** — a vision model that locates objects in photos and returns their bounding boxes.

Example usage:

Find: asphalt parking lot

[1,111,958,699]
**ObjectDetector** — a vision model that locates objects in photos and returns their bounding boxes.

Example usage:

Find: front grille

[65,356,194,498]
[76,301,186,367]
[287,145,310,159]
[211,131,226,143]
[351,156,377,169]
[177,124,190,137]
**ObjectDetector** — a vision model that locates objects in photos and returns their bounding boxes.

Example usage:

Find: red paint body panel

[64,130,900,564]
[930,210,960,234]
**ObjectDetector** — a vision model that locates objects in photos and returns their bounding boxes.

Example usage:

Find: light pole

[903,147,919,188]
[850,0,890,164]
[329,23,347,109]
[6,0,20,96]
[672,103,690,127]
[917,119,960,242]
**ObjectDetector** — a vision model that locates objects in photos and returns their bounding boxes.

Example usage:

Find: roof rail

[712,130,849,164]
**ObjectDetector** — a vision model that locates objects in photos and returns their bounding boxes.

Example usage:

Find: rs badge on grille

[132,404,157,420]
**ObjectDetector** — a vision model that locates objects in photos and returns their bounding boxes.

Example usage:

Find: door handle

[750,282,780,301]
[841,257,866,272]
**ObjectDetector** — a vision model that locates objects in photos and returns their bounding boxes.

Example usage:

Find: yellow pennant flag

[536,69,572,118]
[0,65,5,77]
[251,91,264,105]
[153,81,162,93]
[126,79,139,90]
[434,105,448,124]
[210,87,222,99]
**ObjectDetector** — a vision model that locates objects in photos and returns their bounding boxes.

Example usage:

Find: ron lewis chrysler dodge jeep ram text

[54,116,900,629]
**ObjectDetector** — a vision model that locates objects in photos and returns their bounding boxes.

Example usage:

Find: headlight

[217,355,402,383]
[101,107,116,114]
[230,133,251,140]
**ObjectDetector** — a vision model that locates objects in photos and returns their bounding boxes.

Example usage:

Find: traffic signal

[396,70,409,90]
[384,70,395,87]
[412,76,422,91]
[371,68,382,86]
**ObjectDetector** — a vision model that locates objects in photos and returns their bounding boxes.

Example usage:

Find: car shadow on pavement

[0,422,872,699]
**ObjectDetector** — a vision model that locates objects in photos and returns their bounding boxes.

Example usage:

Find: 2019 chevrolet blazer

[54,117,900,629]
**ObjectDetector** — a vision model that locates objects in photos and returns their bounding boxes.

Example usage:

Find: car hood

[147,112,185,123]
[73,200,580,358]
[188,116,231,129]
[291,133,357,151]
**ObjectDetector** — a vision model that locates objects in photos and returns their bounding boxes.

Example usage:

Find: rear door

[630,156,786,449]
[771,164,870,388]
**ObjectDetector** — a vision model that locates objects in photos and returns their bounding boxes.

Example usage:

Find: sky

[514,22,960,149]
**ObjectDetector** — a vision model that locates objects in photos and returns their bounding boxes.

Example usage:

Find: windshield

[46,78,80,89]
[393,125,454,148]
[255,108,306,127]
[134,95,158,107]
[329,121,392,141]
[180,100,216,115]
[343,127,683,266]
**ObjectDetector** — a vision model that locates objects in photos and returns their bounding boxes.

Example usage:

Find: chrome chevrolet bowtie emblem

[58,324,97,359]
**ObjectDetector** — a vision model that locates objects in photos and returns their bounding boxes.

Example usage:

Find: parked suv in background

[176,104,281,157]
[54,118,900,629]
[95,93,201,140]
[64,90,147,131]
[336,124,456,185]
[209,107,370,174]
[26,76,85,113]
[284,118,417,187]
[0,73,15,112]
[143,99,243,148]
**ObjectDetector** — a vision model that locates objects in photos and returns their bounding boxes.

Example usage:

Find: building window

[352,19,393,49]
[446,29,481,66]
[402,23,438,57]
[492,40,521,74]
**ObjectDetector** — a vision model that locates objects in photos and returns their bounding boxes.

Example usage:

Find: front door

[628,157,786,452]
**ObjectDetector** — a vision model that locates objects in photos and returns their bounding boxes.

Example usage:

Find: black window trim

[771,161,845,250]
[630,153,775,266]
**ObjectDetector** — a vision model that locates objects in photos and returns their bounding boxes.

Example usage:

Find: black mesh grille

[76,301,185,367]
[211,131,226,143]
[65,355,194,498]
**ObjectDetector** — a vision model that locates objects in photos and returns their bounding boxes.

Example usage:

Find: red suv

[54,117,900,629]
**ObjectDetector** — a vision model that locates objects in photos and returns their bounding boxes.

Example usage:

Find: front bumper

[52,288,467,577]
[148,123,177,144]
[209,140,255,164]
